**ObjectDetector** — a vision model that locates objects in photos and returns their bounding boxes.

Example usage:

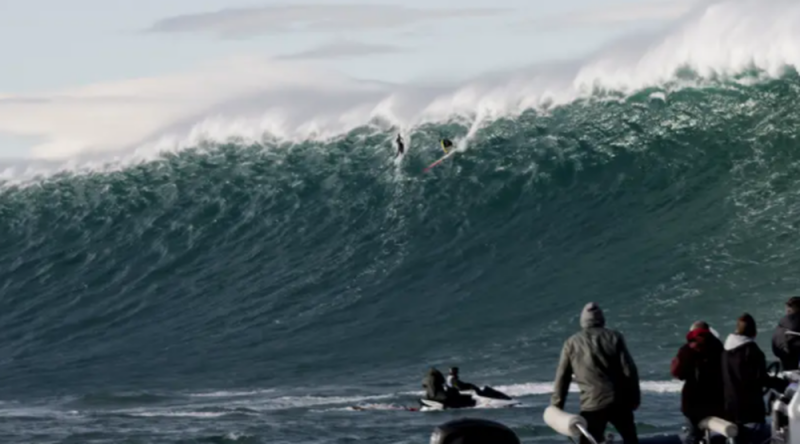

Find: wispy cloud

[521,0,698,30]
[276,41,405,60]
[0,56,371,160]
[147,4,505,38]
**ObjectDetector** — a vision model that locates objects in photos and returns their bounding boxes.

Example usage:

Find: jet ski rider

[447,367,479,392]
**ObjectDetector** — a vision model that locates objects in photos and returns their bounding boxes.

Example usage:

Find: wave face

[5,71,800,393]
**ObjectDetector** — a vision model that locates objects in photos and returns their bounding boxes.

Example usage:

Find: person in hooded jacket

[551,302,641,444]
[772,296,800,371]
[721,313,770,443]
[670,321,724,444]
[423,367,448,401]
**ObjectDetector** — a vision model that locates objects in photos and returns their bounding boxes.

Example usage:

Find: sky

[0,0,695,91]
[0,0,696,160]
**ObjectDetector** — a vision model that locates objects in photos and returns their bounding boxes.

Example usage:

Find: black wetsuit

[396,135,405,156]
[447,375,479,392]
[448,375,512,400]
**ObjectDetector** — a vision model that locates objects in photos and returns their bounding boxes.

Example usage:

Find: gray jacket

[551,303,641,412]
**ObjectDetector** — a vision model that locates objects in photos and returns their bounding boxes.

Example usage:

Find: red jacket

[670,328,724,421]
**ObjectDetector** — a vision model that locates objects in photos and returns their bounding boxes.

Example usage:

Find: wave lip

[573,0,800,92]
[3,0,800,167]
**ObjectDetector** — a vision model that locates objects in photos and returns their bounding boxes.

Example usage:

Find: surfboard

[423,149,457,172]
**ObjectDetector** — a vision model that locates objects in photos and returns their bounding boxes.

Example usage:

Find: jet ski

[418,385,519,411]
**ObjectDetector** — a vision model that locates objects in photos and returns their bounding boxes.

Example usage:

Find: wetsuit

[396,134,405,156]
[441,138,453,152]
[447,374,479,392]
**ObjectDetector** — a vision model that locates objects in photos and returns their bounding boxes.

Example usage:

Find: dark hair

[787,297,800,313]
[736,313,757,338]
[691,321,709,331]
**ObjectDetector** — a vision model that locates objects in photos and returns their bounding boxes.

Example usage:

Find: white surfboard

[423,148,457,172]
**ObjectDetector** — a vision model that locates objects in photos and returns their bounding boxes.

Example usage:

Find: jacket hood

[687,328,723,353]
[688,328,719,344]
[724,334,754,351]
[580,302,606,328]
[687,327,712,342]
[687,326,719,339]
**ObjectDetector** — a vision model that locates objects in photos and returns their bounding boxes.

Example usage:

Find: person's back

[671,321,724,444]
[772,297,800,370]
[551,302,640,444]
[423,368,447,401]
[721,313,769,442]
[423,367,474,408]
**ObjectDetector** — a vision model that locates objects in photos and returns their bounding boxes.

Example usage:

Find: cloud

[0,97,52,104]
[276,41,405,60]
[522,0,699,30]
[147,4,505,38]
[0,56,381,160]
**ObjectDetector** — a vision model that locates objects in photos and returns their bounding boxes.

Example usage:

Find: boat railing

[544,406,738,444]
[698,416,737,444]
[543,406,600,444]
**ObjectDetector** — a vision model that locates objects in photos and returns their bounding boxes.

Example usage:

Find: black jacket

[721,335,767,424]
[423,368,447,401]
[671,328,724,421]
[772,313,800,370]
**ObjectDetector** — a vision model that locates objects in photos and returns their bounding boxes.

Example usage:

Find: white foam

[398,380,682,398]
[187,389,276,398]
[1,0,798,176]
[124,410,233,418]
[259,394,396,410]
[0,406,81,419]
[493,380,682,397]
[329,403,416,412]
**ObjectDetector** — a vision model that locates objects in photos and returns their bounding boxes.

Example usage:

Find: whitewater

[2,0,800,443]
[1,0,798,168]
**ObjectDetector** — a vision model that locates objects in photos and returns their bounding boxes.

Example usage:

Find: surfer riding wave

[396,134,405,157]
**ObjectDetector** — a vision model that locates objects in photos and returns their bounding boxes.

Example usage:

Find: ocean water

[4,1,800,443]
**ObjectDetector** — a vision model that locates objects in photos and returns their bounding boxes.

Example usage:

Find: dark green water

[2,71,800,443]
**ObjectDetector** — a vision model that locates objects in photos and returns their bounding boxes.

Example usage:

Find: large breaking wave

[2,1,800,443]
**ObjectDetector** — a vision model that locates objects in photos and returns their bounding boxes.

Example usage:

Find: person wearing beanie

[772,296,800,370]
[551,302,640,444]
